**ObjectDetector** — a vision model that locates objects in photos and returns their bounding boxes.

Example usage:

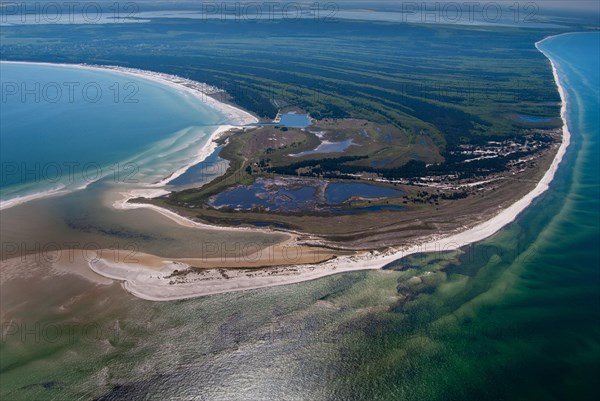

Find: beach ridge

[0,60,258,210]
[86,34,573,301]
[0,47,572,300]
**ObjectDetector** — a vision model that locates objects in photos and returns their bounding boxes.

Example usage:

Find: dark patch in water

[65,219,164,241]
[93,375,171,401]
[211,179,404,214]
[168,144,227,189]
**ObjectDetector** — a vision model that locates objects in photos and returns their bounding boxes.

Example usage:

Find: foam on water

[0,62,229,207]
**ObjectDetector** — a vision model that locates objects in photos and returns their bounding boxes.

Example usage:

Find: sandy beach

[0,185,68,210]
[78,34,571,301]
[111,124,253,220]
[2,47,571,301]
[0,60,258,126]
[0,61,258,211]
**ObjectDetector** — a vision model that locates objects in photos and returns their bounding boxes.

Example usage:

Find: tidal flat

[0,9,598,400]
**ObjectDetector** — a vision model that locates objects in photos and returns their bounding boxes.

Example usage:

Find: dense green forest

[1,17,563,155]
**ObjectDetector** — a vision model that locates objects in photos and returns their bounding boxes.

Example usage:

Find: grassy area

[169,117,444,206]
[1,19,564,152]
[0,17,569,245]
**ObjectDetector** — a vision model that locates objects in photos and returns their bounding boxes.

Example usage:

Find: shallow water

[0,181,287,261]
[211,180,403,212]
[0,33,598,400]
[324,182,403,204]
[0,62,229,203]
[166,145,229,191]
[278,112,312,128]
[290,138,355,157]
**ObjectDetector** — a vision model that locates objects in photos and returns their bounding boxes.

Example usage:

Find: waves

[0,61,236,209]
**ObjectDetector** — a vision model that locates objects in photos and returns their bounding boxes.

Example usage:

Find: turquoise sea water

[0,33,598,400]
[0,62,229,204]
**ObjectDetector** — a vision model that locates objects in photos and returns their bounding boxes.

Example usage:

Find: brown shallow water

[2,31,599,401]
[0,181,287,263]
[1,247,404,400]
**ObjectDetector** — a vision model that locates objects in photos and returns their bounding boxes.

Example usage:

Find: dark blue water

[211,180,404,212]
[325,182,403,204]
[211,181,317,211]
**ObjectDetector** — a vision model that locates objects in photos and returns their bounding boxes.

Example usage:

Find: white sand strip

[1,60,258,126]
[0,186,67,210]
[0,61,257,210]
[87,34,572,301]
[5,43,571,302]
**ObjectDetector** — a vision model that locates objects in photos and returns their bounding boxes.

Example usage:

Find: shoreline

[0,185,67,210]
[82,34,572,301]
[0,60,258,211]
[110,124,248,223]
[1,38,573,300]
[0,60,259,126]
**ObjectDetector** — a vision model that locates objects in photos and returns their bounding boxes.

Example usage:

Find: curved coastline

[0,60,258,210]
[82,34,574,301]
[0,185,68,210]
[1,37,574,301]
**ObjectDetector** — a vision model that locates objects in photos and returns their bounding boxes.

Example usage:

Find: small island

[135,109,561,251]
[1,22,570,301]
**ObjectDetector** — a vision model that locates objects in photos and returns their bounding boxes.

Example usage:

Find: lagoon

[0,33,598,401]
[325,182,403,204]
[210,179,404,212]
[0,62,229,205]
[290,138,356,157]
[278,112,312,128]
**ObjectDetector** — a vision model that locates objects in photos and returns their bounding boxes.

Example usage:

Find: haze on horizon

[149,0,600,13]
[9,0,599,12]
